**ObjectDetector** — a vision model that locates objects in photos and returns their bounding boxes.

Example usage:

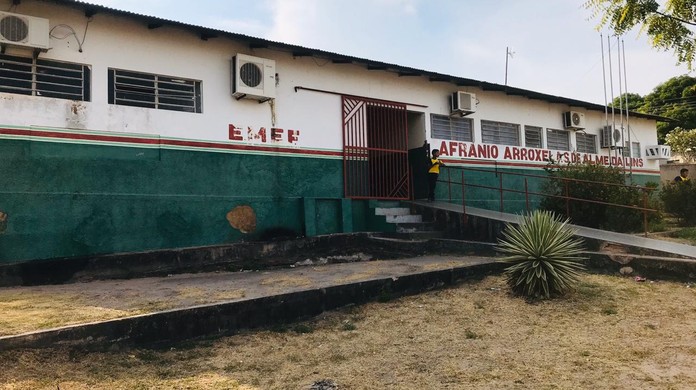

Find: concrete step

[386,214,422,224]
[395,222,436,233]
[397,231,445,240]
[370,200,402,208]
[375,207,411,216]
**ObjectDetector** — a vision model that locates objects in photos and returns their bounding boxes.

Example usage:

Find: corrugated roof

[45,0,669,122]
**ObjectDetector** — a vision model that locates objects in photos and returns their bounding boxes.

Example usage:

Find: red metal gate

[342,96,409,199]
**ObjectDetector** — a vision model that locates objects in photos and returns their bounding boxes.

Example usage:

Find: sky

[87,0,692,105]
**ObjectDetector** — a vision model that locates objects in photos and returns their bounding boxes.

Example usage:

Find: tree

[586,0,696,69]
[665,127,696,161]
[610,92,645,111]
[638,75,696,141]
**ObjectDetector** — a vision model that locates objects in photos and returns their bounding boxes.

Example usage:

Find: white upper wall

[0,0,660,170]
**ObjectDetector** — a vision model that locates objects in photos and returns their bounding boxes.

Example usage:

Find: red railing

[438,165,657,236]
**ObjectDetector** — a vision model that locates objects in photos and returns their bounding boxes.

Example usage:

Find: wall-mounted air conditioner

[644,145,671,160]
[0,11,49,50]
[451,91,476,115]
[232,54,276,101]
[600,126,624,149]
[563,111,585,130]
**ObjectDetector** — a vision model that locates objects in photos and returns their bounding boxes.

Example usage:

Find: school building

[0,0,670,264]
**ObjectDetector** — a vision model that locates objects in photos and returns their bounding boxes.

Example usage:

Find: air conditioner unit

[0,11,49,50]
[600,126,624,149]
[451,91,476,115]
[232,54,276,101]
[563,111,585,130]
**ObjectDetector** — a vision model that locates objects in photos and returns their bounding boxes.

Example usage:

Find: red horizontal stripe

[0,127,342,157]
[0,127,662,173]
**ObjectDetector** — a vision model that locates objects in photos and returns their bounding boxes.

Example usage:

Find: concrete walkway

[410,201,696,259]
[0,254,501,349]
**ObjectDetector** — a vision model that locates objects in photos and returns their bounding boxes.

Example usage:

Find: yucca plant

[496,210,586,299]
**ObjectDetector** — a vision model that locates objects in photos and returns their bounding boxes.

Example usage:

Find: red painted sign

[439,140,644,168]
[229,124,300,144]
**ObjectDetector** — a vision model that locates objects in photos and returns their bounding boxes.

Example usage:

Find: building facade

[0,0,666,264]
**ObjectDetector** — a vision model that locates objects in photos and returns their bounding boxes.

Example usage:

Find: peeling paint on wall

[67,102,87,129]
[0,211,7,234]
[226,205,256,234]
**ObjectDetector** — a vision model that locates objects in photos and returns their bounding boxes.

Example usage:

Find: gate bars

[342,96,409,199]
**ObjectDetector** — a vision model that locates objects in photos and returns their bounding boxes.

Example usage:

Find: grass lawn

[1,273,695,390]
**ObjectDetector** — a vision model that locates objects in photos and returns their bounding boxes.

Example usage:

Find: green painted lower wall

[0,138,367,263]
[434,166,658,214]
[0,136,660,264]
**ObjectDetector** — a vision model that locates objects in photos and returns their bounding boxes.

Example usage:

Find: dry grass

[0,287,246,335]
[1,274,696,389]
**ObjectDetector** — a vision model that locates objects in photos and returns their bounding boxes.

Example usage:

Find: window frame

[481,120,520,146]
[0,54,91,101]
[430,114,473,142]
[576,132,597,154]
[546,128,570,151]
[108,68,202,113]
[623,141,641,158]
[524,125,543,149]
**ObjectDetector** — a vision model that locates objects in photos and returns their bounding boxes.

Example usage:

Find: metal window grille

[546,128,570,151]
[576,133,597,154]
[524,126,542,148]
[623,142,641,157]
[481,120,519,146]
[0,54,90,101]
[108,68,201,113]
[430,114,473,141]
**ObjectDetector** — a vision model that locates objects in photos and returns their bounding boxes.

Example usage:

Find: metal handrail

[436,165,657,236]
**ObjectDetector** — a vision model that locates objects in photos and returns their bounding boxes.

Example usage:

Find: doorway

[342,96,409,199]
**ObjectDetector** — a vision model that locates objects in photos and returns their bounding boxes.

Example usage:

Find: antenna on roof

[504,46,515,86]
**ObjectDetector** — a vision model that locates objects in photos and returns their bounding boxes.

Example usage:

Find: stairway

[373,201,443,239]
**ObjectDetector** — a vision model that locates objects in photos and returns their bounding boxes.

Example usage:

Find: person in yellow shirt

[428,149,446,201]
[674,168,690,183]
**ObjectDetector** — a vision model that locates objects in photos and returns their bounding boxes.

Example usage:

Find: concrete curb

[0,261,505,351]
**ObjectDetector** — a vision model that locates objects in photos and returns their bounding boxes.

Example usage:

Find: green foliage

[661,180,696,224]
[540,162,660,232]
[586,0,696,69]
[610,92,645,111]
[668,227,696,244]
[639,75,696,141]
[665,127,696,162]
[605,76,696,142]
[496,210,586,299]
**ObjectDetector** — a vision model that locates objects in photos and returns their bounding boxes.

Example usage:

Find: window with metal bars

[622,141,641,158]
[0,54,90,101]
[481,120,519,146]
[430,114,473,141]
[576,133,597,154]
[108,68,201,113]
[524,126,543,148]
[546,128,570,151]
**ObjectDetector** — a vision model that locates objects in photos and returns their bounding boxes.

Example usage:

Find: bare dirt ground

[1,273,695,390]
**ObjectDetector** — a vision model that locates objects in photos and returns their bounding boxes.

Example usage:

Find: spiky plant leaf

[496,210,586,299]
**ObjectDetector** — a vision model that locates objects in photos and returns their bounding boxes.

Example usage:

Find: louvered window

[481,120,519,146]
[0,54,90,101]
[547,128,570,151]
[623,142,641,158]
[524,126,543,148]
[430,114,473,141]
[576,133,597,154]
[108,68,201,113]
